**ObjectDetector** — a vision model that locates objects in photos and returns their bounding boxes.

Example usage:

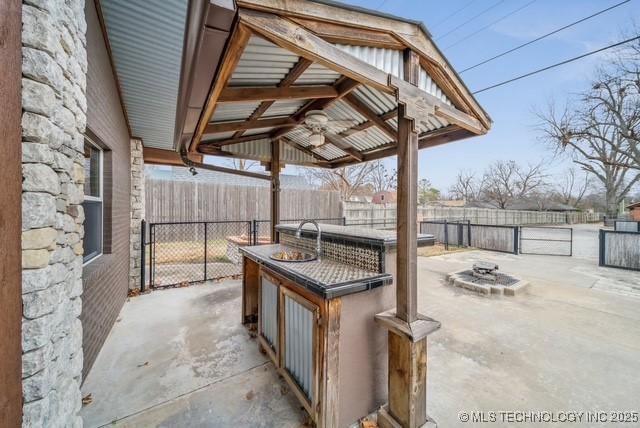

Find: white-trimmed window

[82,138,103,263]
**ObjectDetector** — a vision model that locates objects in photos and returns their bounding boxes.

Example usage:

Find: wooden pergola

[173,1,491,427]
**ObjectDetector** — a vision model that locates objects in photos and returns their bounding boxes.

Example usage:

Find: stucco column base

[375,310,441,428]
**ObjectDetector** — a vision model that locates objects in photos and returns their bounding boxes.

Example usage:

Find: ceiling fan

[302,110,357,147]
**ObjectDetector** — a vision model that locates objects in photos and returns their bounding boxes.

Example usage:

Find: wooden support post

[271,139,281,243]
[0,0,23,426]
[396,49,420,324]
[376,49,439,428]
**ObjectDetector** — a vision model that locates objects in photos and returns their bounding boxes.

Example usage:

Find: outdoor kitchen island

[240,223,435,428]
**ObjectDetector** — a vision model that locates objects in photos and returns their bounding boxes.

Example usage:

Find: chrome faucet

[296,220,322,261]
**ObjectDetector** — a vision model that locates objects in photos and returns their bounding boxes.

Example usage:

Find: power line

[436,0,506,40]
[472,35,640,94]
[375,0,388,11]
[431,0,477,30]
[445,0,538,50]
[460,0,631,73]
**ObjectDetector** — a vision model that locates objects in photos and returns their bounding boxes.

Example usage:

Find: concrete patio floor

[81,224,640,427]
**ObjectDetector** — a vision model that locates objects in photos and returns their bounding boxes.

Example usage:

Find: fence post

[598,229,605,266]
[204,223,208,281]
[140,219,146,292]
[514,226,520,255]
[149,224,154,288]
[343,216,347,226]
[252,219,257,246]
[444,219,449,251]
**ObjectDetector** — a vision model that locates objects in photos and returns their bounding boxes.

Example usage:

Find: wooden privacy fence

[599,230,640,271]
[344,202,602,226]
[146,178,342,223]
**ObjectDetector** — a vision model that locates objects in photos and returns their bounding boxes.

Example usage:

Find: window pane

[84,142,101,197]
[83,200,102,262]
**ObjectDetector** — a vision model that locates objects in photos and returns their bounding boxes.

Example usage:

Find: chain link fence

[144,217,345,288]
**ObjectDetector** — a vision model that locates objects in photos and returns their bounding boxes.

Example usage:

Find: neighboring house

[372,190,397,204]
[427,199,466,208]
[627,201,640,221]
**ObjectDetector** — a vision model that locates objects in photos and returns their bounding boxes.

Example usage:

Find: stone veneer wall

[129,139,144,289]
[20,0,87,426]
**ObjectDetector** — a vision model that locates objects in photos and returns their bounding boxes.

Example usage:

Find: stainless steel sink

[270,250,316,262]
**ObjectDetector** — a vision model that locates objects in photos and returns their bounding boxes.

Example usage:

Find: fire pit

[446,261,528,296]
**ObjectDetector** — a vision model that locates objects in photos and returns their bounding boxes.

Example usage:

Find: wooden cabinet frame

[256,266,341,428]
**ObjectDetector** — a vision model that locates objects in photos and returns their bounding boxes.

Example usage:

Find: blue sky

[210,0,639,193]
[345,0,639,192]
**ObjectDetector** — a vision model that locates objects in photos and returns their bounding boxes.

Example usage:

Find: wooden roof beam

[218,85,338,103]
[343,93,397,140]
[200,132,272,147]
[238,9,392,93]
[191,24,252,152]
[205,117,296,134]
[270,77,360,140]
[231,57,313,140]
[282,137,331,166]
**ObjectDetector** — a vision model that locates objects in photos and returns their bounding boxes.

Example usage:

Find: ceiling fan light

[309,133,324,147]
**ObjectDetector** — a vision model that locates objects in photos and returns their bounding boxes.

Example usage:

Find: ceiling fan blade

[325,132,357,150]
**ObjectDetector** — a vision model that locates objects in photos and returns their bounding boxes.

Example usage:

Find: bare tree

[226,158,260,171]
[556,168,591,207]
[480,160,547,209]
[448,170,483,201]
[368,161,397,193]
[304,163,376,201]
[537,99,640,216]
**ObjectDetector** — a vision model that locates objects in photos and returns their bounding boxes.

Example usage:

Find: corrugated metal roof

[221,140,317,165]
[230,36,299,87]
[313,144,347,160]
[419,67,452,105]
[211,101,260,122]
[336,44,403,77]
[324,100,367,133]
[100,0,187,150]
[352,85,396,115]
[295,62,341,85]
[263,100,306,118]
[344,127,392,151]
[202,131,235,142]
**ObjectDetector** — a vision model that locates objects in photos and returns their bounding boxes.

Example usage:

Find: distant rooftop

[145,165,312,189]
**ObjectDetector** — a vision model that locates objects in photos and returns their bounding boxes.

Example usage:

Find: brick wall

[81,0,131,379]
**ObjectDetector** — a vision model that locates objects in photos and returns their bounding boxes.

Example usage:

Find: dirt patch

[418,243,472,257]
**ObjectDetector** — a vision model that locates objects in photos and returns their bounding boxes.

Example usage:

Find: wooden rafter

[282,137,331,166]
[339,109,397,137]
[343,93,397,140]
[232,57,313,140]
[270,77,360,141]
[205,117,296,134]
[191,24,252,152]
[239,9,392,93]
[201,132,272,147]
[218,85,338,104]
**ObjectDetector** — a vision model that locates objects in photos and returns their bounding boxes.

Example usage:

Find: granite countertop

[276,223,434,248]
[239,244,392,299]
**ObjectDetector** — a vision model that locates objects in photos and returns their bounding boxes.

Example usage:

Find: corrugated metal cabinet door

[281,287,320,416]
[258,271,280,364]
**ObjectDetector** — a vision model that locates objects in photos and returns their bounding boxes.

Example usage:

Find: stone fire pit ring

[446,262,529,296]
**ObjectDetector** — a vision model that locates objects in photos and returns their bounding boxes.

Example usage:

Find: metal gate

[519,226,573,256]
